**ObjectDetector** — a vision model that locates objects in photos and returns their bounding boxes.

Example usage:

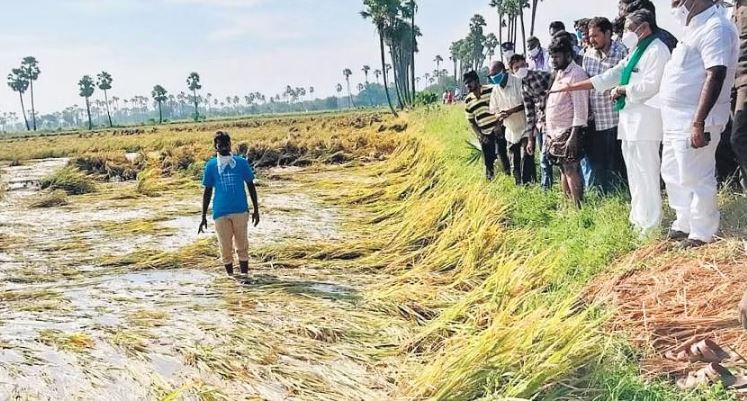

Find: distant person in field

[509,54,554,190]
[464,70,511,180]
[199,131,260,276]
[488,60,535,185]
[545,37,589,207]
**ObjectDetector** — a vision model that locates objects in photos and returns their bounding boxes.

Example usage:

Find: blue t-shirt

[202,156,255,220]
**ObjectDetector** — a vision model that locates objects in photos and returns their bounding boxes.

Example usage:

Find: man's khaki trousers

[214,212,249,265]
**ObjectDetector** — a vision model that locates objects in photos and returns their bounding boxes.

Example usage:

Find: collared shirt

[521,70,553,137]
[546,62,590,138]
[464,84,498,135]
[591,38,671,141]
[528,48,552,72]
[660,5,738,136]
[583,40,628,131]
[489,75,528,144]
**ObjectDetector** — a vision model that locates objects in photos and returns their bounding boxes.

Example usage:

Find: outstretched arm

[549,79,594,94]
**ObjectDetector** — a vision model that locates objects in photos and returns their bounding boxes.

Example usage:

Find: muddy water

[0,159,400,401]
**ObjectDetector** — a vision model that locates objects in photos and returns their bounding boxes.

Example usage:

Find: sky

[0,0,687,115]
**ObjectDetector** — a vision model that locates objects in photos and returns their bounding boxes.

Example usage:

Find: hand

[252,211,260,227]
[526,137,535,156]
[565,134,580,158]
[496,111,510,121]
[691,124,707,149]
[738,288,747,329]
[610,87,625,101]
[198,217,208,234]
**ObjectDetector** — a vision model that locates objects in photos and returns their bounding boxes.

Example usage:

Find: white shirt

[488,75,528,144]
[591,38,671,141]
[659,5,738,136]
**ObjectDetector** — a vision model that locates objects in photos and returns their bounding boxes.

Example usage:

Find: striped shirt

[522,70,553,137]
[464,85,498,134]
[583,40,628,131]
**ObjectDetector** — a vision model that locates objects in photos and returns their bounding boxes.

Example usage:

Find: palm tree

[336,83,343,97]
[361,0,399,117]
[362,65,371,83]
[78,75,95,130]
[342,68,355,108]
[434,55,443,75]
[484,33,498,63]
[20,57,40,131]
[7,69,30,131]
[96,71,114,127]
[151,85,168,124]
[186,72,202,121]
[405,0,417,101]
[309,86,315,99]
[530,0,542,36]
[374,69,382,84]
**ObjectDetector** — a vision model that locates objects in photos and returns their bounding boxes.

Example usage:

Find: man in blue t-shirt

[199,131,260,276]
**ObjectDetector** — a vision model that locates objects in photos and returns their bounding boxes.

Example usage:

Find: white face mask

[515,67,529,79]
[672,0,692,27]
[529,47,541,57]
[621,26,643,49]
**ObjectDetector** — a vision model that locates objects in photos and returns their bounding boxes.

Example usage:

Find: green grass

[264,106,722,400]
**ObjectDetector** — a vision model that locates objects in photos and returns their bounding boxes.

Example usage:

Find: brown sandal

[664,339,731,363]
[677,363,747,390]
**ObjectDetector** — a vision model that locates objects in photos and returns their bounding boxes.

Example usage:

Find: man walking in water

[199,131,260,276]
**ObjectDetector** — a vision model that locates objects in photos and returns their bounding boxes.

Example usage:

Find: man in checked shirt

[508,54,554,190]
[582,16,629,193]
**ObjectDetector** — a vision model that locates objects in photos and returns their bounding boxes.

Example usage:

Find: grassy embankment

[255,106,733,400]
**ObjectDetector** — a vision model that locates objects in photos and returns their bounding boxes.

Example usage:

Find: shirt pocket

[670,43,689,67]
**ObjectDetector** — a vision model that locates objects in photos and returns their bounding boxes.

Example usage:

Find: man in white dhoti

[549,9,671,235]
[659,0,738,248]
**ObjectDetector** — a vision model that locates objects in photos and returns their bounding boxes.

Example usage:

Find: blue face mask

[576,30,584,40]
[489,72,506,85]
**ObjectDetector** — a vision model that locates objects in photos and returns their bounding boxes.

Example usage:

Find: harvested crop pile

[71,152,145,181]
[588,240,747,378]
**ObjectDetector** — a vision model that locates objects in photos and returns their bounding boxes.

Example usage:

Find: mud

[0,158,402,401]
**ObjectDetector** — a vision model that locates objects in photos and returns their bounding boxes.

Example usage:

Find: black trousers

[584,126,626,193]
[716,118,741,187]
[732,87,747,191]
[509,137,537,185]
[480,126,511,179]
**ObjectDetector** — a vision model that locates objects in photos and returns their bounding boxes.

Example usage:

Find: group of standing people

[464,0,747,249]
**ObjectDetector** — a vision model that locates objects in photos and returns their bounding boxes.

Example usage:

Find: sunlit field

[0,108,744,400]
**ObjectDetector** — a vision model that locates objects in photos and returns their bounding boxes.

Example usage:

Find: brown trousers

[214,212,249,265]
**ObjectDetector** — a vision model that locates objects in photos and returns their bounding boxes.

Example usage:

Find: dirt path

[0,160,404,401]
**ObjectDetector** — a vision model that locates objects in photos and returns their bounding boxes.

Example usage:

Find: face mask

[576,31,584,40]
[488,72,506,85]
[515,67,529,79]
[529,47,541,57]
[621,26,643,49]
[672,0,692,27]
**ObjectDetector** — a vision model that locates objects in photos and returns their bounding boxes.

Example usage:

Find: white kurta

[488,75,528,144]
[658,6,738,242]
[590,38,671,233]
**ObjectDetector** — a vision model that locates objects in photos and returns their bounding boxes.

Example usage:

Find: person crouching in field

[199,131,260,276]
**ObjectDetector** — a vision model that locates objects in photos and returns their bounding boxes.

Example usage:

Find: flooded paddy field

[0,115,411,401]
